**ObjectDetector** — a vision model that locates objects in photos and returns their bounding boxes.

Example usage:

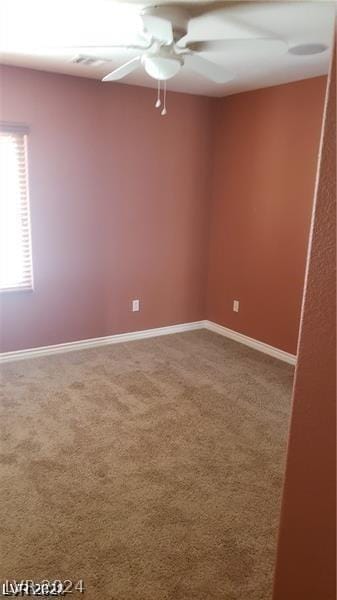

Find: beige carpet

[0,330,293,600]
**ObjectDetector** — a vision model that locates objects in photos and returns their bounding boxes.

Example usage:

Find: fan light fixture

[142,55,182,80]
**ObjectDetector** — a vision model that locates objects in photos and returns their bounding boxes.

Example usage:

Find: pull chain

[161,81,167,116]
[155,79,161,108]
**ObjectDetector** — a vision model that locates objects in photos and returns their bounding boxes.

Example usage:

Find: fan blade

[43,43,152,51]
[176,7,284,49]
[102,57,141,82]
[141,15,173,45]
[184,54,234,84]
[185,38,287,54]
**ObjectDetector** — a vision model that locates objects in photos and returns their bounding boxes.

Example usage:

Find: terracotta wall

[0,66,213,352]
[99,83,213,336]
[206,77,326,354]
[273,47,336,600]
[0,67,326,353]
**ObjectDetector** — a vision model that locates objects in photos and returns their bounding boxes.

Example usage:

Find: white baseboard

[204,320,296,365]
[0,319,296,365]
[0,321,204,364]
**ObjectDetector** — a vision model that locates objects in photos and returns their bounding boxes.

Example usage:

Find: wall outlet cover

[132,299,140,312]
[233,300,240,312]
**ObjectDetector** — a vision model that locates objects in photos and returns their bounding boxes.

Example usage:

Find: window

[0,124,33,292]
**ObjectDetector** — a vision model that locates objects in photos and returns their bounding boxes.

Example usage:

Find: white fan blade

[46,43,151,51]
[184,54,234,84]
[141,15,173,45]
[177,7,281,48]
[185,38,287,55]
[102,57,140,82]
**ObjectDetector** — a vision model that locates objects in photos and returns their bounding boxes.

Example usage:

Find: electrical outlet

[233,300,239,313]
[132,299,140,312]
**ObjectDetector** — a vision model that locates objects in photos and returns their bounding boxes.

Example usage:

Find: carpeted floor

[0,330,293,600]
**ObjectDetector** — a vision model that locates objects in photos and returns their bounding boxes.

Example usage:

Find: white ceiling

[0,1,335,97]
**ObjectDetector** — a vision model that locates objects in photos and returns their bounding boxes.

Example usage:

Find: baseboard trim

[0,319,296,365]
[0,321,204,364]
[204,320,296,365]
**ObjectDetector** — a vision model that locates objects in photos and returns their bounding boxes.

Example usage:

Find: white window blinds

[0,124,33,292]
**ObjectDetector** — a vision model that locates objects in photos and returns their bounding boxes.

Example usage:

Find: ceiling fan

[62,4,288,114]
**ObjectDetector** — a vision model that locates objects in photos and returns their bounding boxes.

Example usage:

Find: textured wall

[206,78,326,354]
[0,66,213,351]
[273,48,336,600]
